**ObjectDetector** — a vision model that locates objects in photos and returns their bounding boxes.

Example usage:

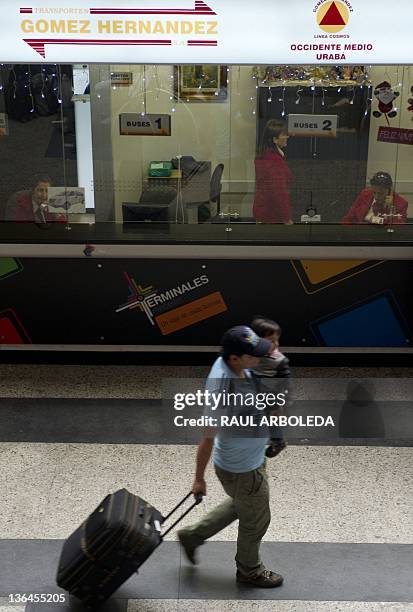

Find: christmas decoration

[251,65,370,87]
[372,81,399,124]
[4,64,62,122]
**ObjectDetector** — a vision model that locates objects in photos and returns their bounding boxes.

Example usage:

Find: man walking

[178,325,284,588]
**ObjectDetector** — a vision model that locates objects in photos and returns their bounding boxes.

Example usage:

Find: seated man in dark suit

[6,175,67,223]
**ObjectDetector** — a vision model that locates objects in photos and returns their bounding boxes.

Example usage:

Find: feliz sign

[377,126,413,145]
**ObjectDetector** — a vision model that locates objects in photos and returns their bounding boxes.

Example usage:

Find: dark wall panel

[1,257,412,347]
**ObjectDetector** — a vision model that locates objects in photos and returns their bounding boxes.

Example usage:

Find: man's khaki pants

[182,462,271,577]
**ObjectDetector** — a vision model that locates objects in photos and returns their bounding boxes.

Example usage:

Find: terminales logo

[116,272,209,325]
[314,0,352,33]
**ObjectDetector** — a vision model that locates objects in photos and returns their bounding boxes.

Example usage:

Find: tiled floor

[0,364,411,611]
[0,443,411,543]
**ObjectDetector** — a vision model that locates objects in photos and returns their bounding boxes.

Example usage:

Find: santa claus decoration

[373,81,399,123]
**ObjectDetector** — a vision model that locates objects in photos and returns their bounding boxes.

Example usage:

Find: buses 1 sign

[119,114,171,136]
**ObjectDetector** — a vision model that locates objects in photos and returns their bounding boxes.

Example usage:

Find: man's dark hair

[221,347,245,361]
[30,174,52,191]
[251,316,281,338]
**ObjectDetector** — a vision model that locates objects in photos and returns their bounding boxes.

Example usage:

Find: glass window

[1,62,412,244]
[0,65,78,221]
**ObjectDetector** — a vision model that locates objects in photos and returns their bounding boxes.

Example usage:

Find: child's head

[250,316,282,351]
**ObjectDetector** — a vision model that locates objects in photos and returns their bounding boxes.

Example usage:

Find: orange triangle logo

[320,2,346,26]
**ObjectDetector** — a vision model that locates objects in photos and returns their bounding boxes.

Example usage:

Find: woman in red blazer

[253,120,293,224]
[12,175,67,224]
[342,171,408,225]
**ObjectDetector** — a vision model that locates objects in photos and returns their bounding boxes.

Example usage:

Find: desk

[141,162,211,223]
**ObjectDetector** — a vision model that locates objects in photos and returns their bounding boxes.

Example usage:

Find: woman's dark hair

[370,171,392,190]
[251,316,281,338]
[259,119,287,154]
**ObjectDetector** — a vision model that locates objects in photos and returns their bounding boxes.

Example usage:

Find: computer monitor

[122,203,170,223]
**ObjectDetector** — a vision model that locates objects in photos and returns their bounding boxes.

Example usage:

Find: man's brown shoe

[177,529,199,565]
[236,569,284,588]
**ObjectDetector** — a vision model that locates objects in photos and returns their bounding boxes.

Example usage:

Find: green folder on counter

[148,161,173,177]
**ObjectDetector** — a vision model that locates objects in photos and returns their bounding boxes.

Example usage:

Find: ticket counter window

[0,62,412,240]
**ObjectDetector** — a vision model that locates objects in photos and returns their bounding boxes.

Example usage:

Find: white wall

[136,66,258,192]
[227,66,258,192]
[110,64,144,222]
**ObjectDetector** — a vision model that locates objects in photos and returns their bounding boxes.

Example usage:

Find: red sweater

[253,150,293,223]
[12,192,67,223]
[342,188,408,225]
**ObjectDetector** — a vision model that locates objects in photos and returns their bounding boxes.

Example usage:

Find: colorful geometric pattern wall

[1,257,412,347]
[0,258,31,344]
[291,260,411,347]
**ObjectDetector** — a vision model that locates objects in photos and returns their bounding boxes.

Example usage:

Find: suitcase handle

[161,491,203,539]
[163,491,202,521]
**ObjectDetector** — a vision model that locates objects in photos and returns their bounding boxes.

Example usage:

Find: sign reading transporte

[1,1,412,64]
[288,114,338,137]
[119,113,171,136]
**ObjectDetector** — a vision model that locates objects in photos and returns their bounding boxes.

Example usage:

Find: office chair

[198,163,224,223]
[1,190,28,221]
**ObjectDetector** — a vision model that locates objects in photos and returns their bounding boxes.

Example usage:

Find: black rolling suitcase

[56,488,201,608]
